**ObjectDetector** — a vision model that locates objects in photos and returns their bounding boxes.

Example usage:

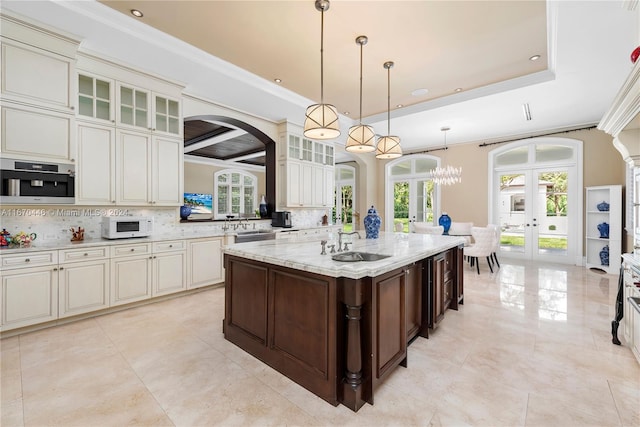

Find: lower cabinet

[110,244,153,306]
[58,246,110,318]
[1,265,58,331]
[405,261,423,342]
[427,246,463,330]
[187,237,224,289]
[152,240,186,296]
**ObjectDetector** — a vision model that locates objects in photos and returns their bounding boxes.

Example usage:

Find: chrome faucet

[337,231,361,252]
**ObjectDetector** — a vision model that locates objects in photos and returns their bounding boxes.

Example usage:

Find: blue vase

[439,212,452,235]
[599,245,609,266]
[180,205,192,220]
[597,222,609,238]
[363,205,381,239]
[597,201,610,212]
[259,195,268,218]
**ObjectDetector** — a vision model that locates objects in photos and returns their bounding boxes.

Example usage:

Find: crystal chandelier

[430,127,462,185]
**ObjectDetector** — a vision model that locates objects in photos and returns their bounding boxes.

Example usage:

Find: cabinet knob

[25,258,30,263]
[130,248,135,252]
[149,256,153,259]
[169,244,173,248]
[84,253,88,256]
[112,201,116,204]
[70,106,75,110]
[53,267,58,271]
[59,267,64,270]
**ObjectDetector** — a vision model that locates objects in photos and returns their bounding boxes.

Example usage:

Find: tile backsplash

[0,206,333,243]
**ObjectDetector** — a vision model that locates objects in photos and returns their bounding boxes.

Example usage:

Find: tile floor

[2,259,639,426]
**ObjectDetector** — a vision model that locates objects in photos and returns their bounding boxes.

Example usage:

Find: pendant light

[430,127,462,185]
[375,61,402,159]
[345,35,376,153]
[304,0,340,140]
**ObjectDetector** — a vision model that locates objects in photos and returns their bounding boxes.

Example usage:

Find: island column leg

[341,278,368,411]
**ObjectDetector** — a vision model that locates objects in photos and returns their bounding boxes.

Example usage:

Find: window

[214,169,257,219]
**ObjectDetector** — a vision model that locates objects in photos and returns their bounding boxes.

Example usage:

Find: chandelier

[430,127,462,185]
[303,0,340,140]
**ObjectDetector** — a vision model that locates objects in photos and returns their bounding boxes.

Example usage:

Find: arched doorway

[335,164,356,231]
[183,115,276,215]
[489,137,583,264]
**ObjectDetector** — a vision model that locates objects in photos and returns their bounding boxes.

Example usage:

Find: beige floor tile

[2,259,638,427]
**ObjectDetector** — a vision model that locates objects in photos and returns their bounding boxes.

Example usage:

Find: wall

[371,128,626,239]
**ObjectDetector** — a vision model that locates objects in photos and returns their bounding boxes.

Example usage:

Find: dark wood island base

[223,245,463,412]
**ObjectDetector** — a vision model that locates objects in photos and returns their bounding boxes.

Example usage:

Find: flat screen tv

[183,193,213,217]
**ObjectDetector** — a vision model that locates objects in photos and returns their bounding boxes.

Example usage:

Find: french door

[334,165,356,231]
[391,178,435,233]
[496,167,577,263]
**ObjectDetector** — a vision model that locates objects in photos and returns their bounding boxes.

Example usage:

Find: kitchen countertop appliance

[101,216,153,239]
[271,211,292,228]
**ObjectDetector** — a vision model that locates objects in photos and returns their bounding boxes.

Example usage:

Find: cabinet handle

[59,267,64,270]
[84,253,88,256]
[70,106,75,110]
[25,258,30,263]
[149,256,153,259]
[112,201,116,204]
[169,244,173,248]
[131,248,135,252]
[53,267,58,271]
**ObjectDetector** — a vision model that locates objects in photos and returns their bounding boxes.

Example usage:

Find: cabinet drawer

[110,243,151,258]
[152,240,185,253]
[59,246,108,263]
[1,251,58,269]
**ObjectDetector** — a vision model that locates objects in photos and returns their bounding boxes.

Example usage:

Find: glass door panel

[393,181,409,232]
[536,170,568,258]
[498,173,527,254]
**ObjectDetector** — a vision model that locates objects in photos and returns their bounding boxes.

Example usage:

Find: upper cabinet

[77,72,115,124]
[0,12,80,163]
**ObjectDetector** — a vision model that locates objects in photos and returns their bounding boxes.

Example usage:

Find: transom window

[214,170,257,219]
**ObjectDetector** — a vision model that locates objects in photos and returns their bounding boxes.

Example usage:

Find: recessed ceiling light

[454,87,463,93]
[411,88,429,96]
[130,9,143,18]
[529,54,541,61]
[343,111,350,115]
[274,78,282,83]
[396,104,403,108]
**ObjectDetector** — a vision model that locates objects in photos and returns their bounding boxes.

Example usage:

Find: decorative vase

[179,205,192,220]
[438,212,452,235]
[596,201,610,212]
[631,46,640,64]
[259,195,268,218]
[599,245,609,266]
[363,205,381,239]
[597,222,609,238]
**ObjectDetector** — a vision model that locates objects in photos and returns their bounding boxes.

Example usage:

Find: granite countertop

[223,231,466,279]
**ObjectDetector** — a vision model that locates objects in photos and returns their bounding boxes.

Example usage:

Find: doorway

[334,165,356,232]
[385,155,439,232]
[490,138,582,264]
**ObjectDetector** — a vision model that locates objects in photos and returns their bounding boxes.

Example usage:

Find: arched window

[214,169,258,219]
[384,155,440,232]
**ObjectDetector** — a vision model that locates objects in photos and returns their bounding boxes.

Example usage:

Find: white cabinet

[585,185,622,274]
[0,250,59,331]
[116,83,182,137]
[110,243,153,306]
[151,135,183,205]
[76,122,116,204]
[152,240,186,296]
[187,237,224,289]
[58,246,109,318]
[0,14,79,163]
[280,130,335,208]
[77,72,115,124]
[116,129,152,205]
[1,104,75,162]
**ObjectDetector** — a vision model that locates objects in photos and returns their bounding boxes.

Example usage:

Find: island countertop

[223,231,466,279]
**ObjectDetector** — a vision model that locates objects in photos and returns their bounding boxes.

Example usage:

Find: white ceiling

[1,1,638,162]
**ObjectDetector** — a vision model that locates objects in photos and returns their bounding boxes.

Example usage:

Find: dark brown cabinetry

[404,262,423,343]
[427,245,463,330]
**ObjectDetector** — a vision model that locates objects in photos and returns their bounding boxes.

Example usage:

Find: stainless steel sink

[331,252,391,262]
[234,230,276,243]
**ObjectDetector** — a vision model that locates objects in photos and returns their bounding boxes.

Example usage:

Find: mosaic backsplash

[0,206,333,243]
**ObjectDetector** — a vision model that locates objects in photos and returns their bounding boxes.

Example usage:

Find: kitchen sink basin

[331,252,391,262]
[234,230,276,243]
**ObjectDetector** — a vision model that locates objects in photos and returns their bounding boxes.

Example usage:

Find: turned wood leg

[342,303,365,411]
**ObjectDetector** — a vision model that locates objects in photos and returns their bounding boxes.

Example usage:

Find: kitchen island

[223,232,465,412]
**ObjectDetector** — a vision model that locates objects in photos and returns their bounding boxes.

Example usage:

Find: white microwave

[101,216,153,239]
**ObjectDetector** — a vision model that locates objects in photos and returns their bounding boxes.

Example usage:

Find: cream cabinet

[152,240,186,296]
[110,242,153,306]
[58,246,109,318]
[76,122,116,204]
[0,14,79,163]
[1,103,75,162]
[77,72,115,124]
[187,237,224,289]
[0,250,59,331]
[116,83,182,137]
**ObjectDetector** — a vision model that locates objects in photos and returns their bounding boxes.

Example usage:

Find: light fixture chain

[358,40,363,123]
[320,7,324,104]
[387,64,391,135]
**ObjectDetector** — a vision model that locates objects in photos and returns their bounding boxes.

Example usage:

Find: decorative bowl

[596,201,609,212]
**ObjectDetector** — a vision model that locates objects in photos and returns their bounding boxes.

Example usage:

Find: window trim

[214,169,258,219]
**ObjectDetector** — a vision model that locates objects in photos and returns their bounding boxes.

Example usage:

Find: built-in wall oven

[0,158,75,204]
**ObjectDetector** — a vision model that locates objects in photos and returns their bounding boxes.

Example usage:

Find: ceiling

[1,1,638,164]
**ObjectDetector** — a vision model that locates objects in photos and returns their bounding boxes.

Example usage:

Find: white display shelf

[585,185,622,274]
